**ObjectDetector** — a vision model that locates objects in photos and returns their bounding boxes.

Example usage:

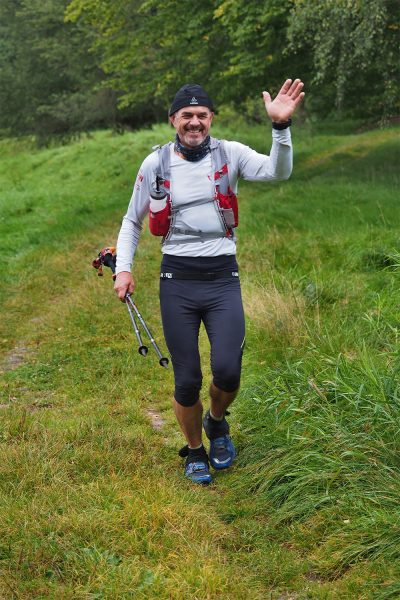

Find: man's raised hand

[263,78,305,123]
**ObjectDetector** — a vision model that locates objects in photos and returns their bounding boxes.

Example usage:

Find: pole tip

[159,357,169,368]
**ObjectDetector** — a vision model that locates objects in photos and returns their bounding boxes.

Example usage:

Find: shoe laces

[189,461,208,473]
[213,436,230,451]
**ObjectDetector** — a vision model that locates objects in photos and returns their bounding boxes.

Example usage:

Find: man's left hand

[263,78,305,123]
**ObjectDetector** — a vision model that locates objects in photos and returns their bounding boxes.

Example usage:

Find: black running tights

[159,255,245,407]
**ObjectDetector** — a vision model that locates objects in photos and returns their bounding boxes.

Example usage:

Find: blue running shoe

[184,459,212,484]
[183,445,212,484]
[203,410,236,470]
[209,435,236,470]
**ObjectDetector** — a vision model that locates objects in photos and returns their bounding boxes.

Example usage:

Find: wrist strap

[272,118,292,130]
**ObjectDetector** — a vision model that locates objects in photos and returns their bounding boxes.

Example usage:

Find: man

[114,80,304,484]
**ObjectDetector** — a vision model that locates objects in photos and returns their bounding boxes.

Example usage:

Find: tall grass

[234,351,400,565]
[227,123,400,593]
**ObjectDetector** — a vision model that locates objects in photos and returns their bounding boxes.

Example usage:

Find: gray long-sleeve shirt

[116,128,292,274]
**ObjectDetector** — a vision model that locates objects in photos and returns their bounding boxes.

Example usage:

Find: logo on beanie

[190,97,198,105]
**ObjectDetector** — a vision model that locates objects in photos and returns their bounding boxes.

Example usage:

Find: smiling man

[172,108,212,148]
[114,81,304,484]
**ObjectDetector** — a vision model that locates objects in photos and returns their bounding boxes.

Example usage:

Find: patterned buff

[174,134,211,162]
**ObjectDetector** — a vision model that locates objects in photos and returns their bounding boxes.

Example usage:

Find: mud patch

[146,408,166,430]
[304,571,322,583]
[0,346,34,373]
[0,395,53,411]
[27,404,53,413]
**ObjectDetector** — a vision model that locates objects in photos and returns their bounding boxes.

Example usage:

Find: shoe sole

[210,455,236,470]
[186,474,213,484]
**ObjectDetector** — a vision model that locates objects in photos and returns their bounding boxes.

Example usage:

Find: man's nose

[189,115,201,126]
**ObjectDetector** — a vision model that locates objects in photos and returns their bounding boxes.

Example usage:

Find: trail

[0,225,277,599]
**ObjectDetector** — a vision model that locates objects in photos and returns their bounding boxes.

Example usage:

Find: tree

[1,0,397,139]
[65,0,295,123]
[0,0,114,139]
[65,0,225,122]
[286,0,400,119]
[212,0,295,103]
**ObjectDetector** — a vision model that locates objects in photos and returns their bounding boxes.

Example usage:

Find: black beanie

[169,83,214,116]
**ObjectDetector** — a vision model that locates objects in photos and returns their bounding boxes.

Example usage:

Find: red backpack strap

[211,139,230,194]
[210,138,238,232]
[214,163,228,181]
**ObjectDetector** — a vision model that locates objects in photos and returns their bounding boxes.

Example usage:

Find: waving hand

[263,79,305,123]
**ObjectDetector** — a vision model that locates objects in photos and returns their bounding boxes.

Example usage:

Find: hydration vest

[148,137,238,245]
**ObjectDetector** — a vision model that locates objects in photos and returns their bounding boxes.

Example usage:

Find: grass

[0,120,399,598]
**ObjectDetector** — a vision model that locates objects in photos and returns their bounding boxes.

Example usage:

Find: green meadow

[0,121,399,599]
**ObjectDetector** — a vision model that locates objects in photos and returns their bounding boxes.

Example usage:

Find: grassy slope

[0,122,399,599]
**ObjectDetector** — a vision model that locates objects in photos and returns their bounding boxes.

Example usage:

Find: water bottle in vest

[149,176,171,236]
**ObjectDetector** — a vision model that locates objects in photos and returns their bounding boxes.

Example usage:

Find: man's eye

[181,114,208,119]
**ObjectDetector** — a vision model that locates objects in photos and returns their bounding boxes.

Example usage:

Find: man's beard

[183,127,204,147]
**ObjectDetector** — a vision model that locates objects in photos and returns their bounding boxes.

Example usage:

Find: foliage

[0,0,115,140]
[212,0,295,103]
[287,0,400,119]
[64,0,299,121]
[0,0,398,138]
[65,0,227,120]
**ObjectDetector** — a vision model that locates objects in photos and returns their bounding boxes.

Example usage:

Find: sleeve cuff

[272,127,291,144]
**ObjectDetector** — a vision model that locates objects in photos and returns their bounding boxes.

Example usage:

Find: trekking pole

[125,293,169,368]
[125,299,148,356]
[92,246,169,368]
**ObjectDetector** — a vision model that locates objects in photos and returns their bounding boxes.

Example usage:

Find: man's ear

[169,114,176,127]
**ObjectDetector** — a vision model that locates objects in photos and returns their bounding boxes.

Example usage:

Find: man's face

[170,106,214,148]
